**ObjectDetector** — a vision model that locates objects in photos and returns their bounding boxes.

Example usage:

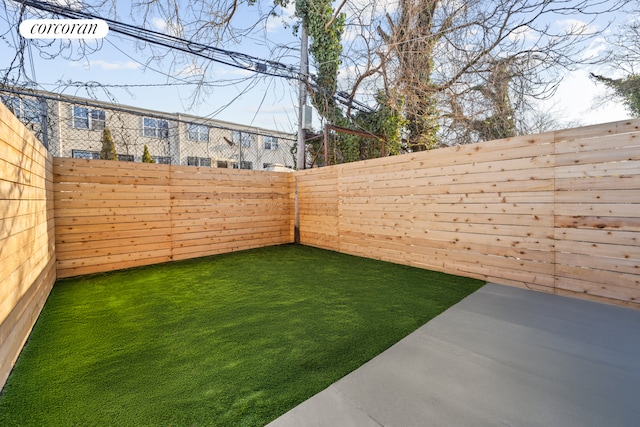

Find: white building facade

[1,88,296,171]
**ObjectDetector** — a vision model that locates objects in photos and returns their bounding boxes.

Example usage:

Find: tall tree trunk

[396,0,440,151]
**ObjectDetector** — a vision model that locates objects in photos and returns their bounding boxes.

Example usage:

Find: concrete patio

[267,283,640,427]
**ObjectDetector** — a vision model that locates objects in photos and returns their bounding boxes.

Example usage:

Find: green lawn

[0,244,483,426]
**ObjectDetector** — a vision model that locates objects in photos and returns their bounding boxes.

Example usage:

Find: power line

[19,0,299,81]
[18,0,375,114]
[41,81,249,89]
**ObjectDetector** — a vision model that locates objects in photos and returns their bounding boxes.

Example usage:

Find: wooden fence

[296,118,640,308]
[2,109,639,391]
[553,121,640,305]
[53,158,294,278]
[0,102,56,388]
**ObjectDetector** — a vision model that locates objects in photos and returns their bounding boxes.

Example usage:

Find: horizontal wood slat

[554,119,640,306]
[4,101,640,393]
[296,117,640,308]
[0,102,56,389]
[53,159,294,278]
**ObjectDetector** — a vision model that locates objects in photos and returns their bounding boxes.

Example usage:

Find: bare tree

[2,0,634,149]
[517,104,583,135]
[596,7,640,76]
[1,1,105,87]
[1,0,296,111]
[341,0,632,147]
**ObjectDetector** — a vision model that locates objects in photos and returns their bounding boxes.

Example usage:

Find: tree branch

[325,0,348,32]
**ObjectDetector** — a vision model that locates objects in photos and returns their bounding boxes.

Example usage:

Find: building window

[72,149,100,159]
[233,161,253,170]
[153,156,171,165]
[187,123,209,142]
[232,130,254,148]
[263,136,279,150]
[143,117,169,138]
[73,106,89,129]
[73,106,106,130]
[187,156,211,167]
[118,154,134,162]
[216,160,228,168]
[91,110,106,130]
[1,96,41,124]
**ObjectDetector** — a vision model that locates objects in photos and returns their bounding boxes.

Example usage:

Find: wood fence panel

[53,160,294,277]
[553,120,640,307]
[296,167,339,251]
[0,103,56,389]
[169,166,293,261]
[54,158,172,278]
[333,134,557,294]
[296,118,640,308]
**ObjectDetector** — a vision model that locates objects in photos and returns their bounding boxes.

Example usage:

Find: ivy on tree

[296,0,345,122]
[295,0,406,165]
[591,73,640,117]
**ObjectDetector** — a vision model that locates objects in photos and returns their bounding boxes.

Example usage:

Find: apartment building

[1,88,296,171]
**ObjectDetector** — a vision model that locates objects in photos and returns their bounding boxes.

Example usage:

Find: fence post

[176,114,182,166]
[40,96,48,149]
[324,124,329,167]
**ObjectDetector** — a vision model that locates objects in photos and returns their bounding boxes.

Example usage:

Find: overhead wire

[18,0,375,114]
[103,36,257,88]
[19,0,299,80]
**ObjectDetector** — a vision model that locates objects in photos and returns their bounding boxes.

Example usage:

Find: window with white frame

[72,149,100,159]
[263,135,279,150]
[233,161,253,170]
[2,96,42,124]
[73,106,89,129]
[91,110,106,130]
[187,156,211,167]
[232,130,254,148]
[73,106,106,130]
[187,123,209,142]
[153,156,171,165]
[143,117,169,138]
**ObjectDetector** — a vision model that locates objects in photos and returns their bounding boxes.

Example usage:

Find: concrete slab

[267,283,640,427]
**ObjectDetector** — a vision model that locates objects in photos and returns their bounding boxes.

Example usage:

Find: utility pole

[296,27,309,171]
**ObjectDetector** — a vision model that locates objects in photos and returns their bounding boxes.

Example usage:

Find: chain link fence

[1,88,297,171]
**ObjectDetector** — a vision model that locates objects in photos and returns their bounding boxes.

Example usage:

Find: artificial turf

[0,244,483,426]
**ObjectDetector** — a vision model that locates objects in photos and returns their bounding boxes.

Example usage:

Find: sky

[1,0,303,132]
[0,0,633,135]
